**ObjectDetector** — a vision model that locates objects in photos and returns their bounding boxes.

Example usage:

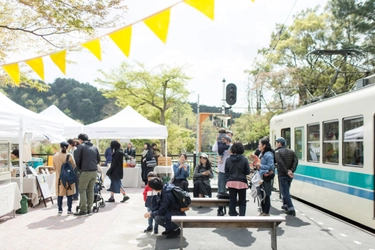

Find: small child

[142,172,160,234]
[217,129,231,164]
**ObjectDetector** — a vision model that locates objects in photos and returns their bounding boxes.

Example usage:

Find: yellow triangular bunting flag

[50,50,66,75]
[82,39,102,61]
[143,9,171,43]
[3,64,20,85]
[25,57,44,80]
[184,0,215,20]
[109,26,132,57]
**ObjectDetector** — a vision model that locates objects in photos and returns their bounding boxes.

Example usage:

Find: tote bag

[146,158,157,168]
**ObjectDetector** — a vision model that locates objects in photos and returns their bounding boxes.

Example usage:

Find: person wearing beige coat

[53,141,77,215]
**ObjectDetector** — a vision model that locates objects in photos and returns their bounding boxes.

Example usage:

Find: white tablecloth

[101,165,142,188]
[11,173,56,206]
[0,182,21,217]
[154,166,174,177]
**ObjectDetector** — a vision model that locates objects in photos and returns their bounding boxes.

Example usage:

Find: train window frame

[294,127,304,160]
[281,128,291,149]
[307,123,320,162]
[323,120,339,164]
[343,116,363,167]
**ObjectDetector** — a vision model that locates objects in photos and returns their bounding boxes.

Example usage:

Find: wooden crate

[158,157,172,166]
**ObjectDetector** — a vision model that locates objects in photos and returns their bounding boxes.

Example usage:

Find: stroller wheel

[93,207,98,213]
[100,201,106,208]
[76,206,79,212]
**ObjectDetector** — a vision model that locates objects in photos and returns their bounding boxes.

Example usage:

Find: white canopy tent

[84,105,168,154]
[344,126,363,141]
[39,105,84,138]
[0,92,64,190]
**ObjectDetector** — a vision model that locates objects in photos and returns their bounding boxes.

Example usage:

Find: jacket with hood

[225,154,250,184]
[74,141,100,172]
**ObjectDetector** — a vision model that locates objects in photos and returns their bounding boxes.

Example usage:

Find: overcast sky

[18,0,329,112]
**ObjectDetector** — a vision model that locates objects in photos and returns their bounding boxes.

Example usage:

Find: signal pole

[221,78,226,114]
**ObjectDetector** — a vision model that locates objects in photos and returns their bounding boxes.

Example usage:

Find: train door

[373,116,375,219]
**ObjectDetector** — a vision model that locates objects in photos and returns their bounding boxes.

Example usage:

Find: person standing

[142,172,159,234]
[73,133,101,216]
[225,142,250,216]
[212,131,233,216]
[141,143,154,185]
[151,143,162,165]
[104,146,112,166]
[255,138,275,216]
[106,140,130,203]
[53,141,76,215]
[67,139,79,200]
[172,153,190,192]
[275,137,298,216]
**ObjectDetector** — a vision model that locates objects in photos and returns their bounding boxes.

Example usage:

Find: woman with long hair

[141,143,154,185]
[193,153,213,198]
[172,153,190,192]
[254,138,275,216]
[106,140,129,203]
[53,141,76,215]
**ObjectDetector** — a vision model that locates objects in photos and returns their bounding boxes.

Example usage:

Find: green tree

[97,62,191,154]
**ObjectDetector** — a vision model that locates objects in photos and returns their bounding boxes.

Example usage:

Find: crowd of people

[40,129,298,238]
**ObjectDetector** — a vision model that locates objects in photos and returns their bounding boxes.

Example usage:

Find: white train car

[270,76,375,229]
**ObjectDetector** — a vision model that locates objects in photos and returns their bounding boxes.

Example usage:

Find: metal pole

[222,78,226,114]
[195,94,200,153]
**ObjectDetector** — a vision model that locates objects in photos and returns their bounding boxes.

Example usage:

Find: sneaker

[144,226,153,233]
[58,210,62,216]
[106,198,115,203]
[74,211,87,216]
[217,211,225,216]
[166,228,180,238]
[87,210,92,216]
[121,195,130,203]
[285,210,296,216]
[67,211,73,215]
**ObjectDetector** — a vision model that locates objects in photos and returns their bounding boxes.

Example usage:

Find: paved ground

[1,181,374,250]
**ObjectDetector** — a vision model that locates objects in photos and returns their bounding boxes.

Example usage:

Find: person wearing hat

[53,141,77,215]
[275,137,298,216]
[193,153,214,199]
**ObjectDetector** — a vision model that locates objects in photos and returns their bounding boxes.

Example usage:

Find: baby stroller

[76,172,106,213]
[249,169,266,214]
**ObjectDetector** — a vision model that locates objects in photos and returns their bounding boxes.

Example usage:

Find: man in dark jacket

[144,177,185,238]
[74,133,101,216]
[275,137,298,216]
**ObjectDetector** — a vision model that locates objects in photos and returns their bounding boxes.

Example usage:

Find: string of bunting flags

[1,0,255,84]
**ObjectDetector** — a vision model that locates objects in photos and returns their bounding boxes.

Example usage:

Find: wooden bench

[172,215,285,250]
[190,197,248,207]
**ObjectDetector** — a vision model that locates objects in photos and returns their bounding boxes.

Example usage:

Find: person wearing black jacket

[225,142,251,216]
[275,137,298,216]
[141,143,154,185]
[106,140,130,203]
[73,133,100,216]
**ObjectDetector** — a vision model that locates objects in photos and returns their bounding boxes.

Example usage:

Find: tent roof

[0,92,63,136]
[39,105,83,138]
[84,106,168,139]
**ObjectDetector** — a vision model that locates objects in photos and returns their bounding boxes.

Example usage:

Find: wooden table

[101,165,142,188]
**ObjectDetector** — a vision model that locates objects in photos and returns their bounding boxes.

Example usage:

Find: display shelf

[0,141,11,185]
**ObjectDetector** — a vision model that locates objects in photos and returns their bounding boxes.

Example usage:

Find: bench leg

[271,222,277,250]
[180,222,184,250]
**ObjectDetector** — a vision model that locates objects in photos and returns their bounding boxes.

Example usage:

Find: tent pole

[165,139,168,159]
[19,117,24,192]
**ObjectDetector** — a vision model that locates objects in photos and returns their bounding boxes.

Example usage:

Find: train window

[343,116,363,166]
[281,128,291,149]
[294,127,304,160]
[323,121,339,164]
[307,123,320,162]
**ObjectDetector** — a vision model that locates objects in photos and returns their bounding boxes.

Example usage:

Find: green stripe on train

[296,165,374,190]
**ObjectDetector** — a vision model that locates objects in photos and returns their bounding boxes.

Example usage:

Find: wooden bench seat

[190,197,248,207]
[172,215,285,250]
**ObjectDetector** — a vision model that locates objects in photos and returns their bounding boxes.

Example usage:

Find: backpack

[171,186,191,212]
[59,154,76,190]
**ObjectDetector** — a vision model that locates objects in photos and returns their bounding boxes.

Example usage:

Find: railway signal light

[226,83,237,105]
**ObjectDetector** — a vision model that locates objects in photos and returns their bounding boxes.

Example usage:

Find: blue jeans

[57,195,73,212]
[147,207,158,230]
[218,172,226,194]
[279,175,294,211]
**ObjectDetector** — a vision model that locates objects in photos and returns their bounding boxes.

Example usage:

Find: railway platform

[0,182,374,250]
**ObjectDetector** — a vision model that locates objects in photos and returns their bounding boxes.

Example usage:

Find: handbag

[146,158,157,168]
[104,176,111,189]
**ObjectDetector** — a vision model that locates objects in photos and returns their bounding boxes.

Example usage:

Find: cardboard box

[158,157,172,166]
